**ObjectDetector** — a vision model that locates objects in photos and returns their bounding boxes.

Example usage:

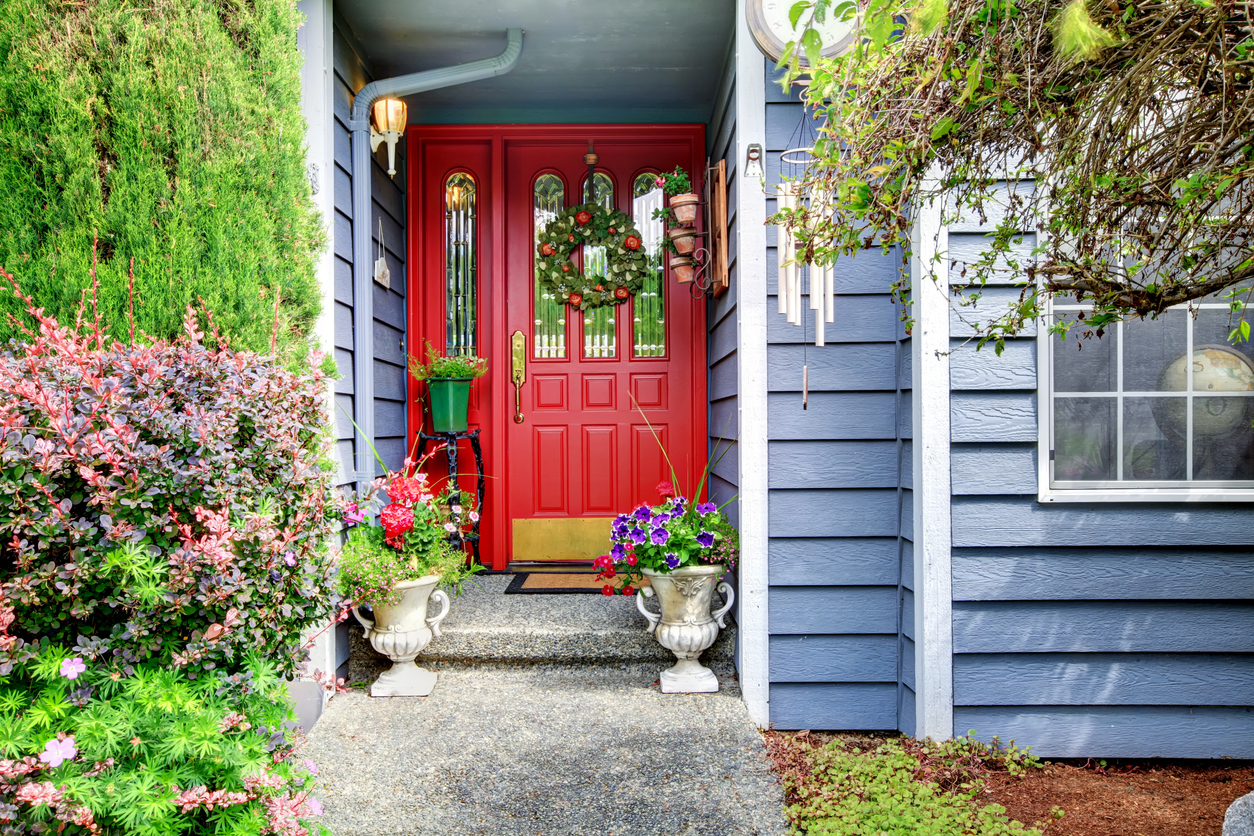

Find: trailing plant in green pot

[409,340,487,432]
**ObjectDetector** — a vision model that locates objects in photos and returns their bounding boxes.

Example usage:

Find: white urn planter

[353,574,450,697]
[637,564,734,693]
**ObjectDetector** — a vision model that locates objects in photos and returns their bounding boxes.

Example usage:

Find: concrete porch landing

[304,574,785,835]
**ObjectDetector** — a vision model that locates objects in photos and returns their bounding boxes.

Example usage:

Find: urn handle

[712,582,735,629]
[352,605,375,639]
[636,587,661,634]
[427,589,451,638]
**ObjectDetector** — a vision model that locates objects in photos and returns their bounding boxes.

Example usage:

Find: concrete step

[346,573,736,684]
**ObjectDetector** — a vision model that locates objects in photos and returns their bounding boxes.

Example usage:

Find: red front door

[410,126,707,570]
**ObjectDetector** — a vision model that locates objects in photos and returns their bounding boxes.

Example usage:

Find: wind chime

[773,101,835,409]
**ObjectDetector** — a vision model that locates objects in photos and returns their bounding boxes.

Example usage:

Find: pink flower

[59,657,86,680]
[39,736,77,767]
[15,781,62,807]
[343,503,365,525]
[304,758,319,775]
[307,798,324,816]
[283,551,297,567]
[443,522,458,533]
[469,511,480,523]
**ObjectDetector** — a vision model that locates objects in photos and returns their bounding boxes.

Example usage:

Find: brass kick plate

[512,517,614,562]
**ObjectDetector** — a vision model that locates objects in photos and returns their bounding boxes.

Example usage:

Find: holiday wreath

[536,203,652,310]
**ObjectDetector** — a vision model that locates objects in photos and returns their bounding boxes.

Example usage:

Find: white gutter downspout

[345,29,523,487]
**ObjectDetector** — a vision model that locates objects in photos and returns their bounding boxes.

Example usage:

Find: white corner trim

[297,0,339,688]
[911,185,953,740]
[735,0,771,730]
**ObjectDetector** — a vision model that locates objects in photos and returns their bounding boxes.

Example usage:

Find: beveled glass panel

[533,174,566,359]
[1194,397,1254,479]
[1053,397,1116,481]
[1052,331,1114,393]
[444,173,477,356]
[1124,397,1186,480]
[1124,310,1187,392]
[582,171,616,359]
[632,172,666,358]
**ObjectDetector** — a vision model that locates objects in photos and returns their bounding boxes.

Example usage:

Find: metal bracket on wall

[682,158,730,299]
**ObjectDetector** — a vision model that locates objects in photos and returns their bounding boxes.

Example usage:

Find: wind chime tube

[776,186,789,317]
[815,305,825,347]
[824,262,835,324]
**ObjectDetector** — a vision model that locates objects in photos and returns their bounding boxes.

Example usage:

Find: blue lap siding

[948,208,1254,758]
[763,61,913,732]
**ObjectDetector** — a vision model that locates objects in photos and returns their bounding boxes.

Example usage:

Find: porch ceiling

[335,0,735,125]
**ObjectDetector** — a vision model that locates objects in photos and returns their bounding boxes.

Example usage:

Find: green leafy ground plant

[0,637,327,835]
[771,733,1057,835]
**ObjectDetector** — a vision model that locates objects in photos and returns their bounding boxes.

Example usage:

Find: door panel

[410,126,705,570]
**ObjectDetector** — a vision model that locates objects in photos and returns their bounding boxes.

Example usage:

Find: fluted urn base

[640,565,735,694]
[352,575,451,698]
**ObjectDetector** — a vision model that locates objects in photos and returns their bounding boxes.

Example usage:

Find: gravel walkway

[304,662,788,835]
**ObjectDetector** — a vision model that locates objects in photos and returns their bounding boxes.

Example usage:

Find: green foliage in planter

[783,735,1051,835]
[0,0,322,360]
[407,339,487,381]
[336,510,479,607]
[0,641,327,835]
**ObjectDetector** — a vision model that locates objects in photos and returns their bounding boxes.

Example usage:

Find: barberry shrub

[0,275,342,678]
[0,637,328,835]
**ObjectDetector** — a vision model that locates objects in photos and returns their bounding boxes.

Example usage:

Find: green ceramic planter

[427,378,472,432]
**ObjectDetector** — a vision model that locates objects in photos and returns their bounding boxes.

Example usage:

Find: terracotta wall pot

[637,564,734,693]
[353,574,451,697]
[668,193,700,226]
[668,228,697,256]
[671,256,695,284]
[427,378,472,432]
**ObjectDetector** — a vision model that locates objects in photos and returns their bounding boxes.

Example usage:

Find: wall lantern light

[370,98,408,178]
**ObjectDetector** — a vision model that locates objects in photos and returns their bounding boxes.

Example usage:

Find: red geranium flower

[540,243,555,257]
[388,477,424,507]
[569,293,583,306]
[602,584,614,596]
[624,235,641,250]
[603,568,616,579]
[656,481,675,498]
[380,503,414,540]
[575,210,593,225]
[614,286,629,299]
[622,585,635,596]
[626,554,637,566]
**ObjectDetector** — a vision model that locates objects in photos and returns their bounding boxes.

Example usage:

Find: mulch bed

[763,731,1254,836]
[983,759,1254,836]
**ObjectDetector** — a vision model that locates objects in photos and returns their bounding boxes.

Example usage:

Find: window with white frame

[1044,294,1254,498]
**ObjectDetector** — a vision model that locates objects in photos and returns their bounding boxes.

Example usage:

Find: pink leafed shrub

[0,271,343,678]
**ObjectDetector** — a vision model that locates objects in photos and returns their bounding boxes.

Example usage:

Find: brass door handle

[511,330,526,424]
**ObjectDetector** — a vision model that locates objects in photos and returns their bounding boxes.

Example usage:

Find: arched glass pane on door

[632,172,666,357]
[444,172,477,356]
[581,171,616,359]
[533,174,566,358]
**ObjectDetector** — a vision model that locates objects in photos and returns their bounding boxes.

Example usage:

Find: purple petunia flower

[634,506,651,521]
[696,502,717,515]
[651,527,670,546]
[610,543,627,560]
[629,526,648,545]
[59,657,86,680]
[665,553,680,569]
[696,531,715,548]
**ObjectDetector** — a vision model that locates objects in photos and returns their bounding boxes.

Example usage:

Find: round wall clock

[746,0,858,64]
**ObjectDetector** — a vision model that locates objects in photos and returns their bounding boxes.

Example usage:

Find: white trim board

[735,0,770,730]
[911,187,954,740]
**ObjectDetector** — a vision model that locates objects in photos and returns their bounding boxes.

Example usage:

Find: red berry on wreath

[624,235,641,250]
[575,210,592,225]
[595,284,605,292]
[614,286,629,299]
[561,263,571,273]
[608,227,616,234]
[540,243,555,257]
[568,233,576,242]
[569,293,583,306]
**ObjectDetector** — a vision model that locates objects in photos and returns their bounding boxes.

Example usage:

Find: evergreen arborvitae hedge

[0,0,322,357]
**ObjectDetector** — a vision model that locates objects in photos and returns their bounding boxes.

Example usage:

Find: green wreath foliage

[535,203,650,310]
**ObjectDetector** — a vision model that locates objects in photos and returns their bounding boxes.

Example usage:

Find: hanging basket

[427,379,472,432]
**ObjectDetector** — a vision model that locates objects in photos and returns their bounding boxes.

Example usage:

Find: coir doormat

[504,573,650,595]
